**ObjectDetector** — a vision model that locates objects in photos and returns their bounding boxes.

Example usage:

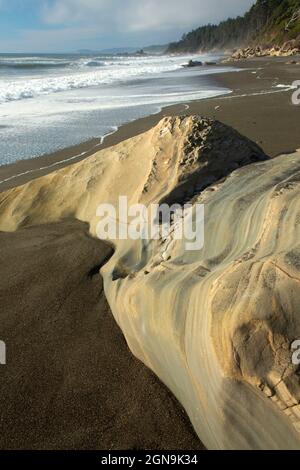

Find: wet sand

[0,57,300,192]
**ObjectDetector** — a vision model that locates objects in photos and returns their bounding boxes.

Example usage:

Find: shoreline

[0,57,300,192]
[0,57,300,451]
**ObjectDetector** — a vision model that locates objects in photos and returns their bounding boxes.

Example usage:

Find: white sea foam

[273,83,297,89]
[0,55,191,104]
[0,52,234,164]
[0,53,233,104]
[0,67,172,103]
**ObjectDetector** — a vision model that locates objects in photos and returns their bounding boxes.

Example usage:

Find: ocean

[0,52,234,165]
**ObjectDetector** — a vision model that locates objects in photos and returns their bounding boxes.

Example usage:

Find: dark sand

[0,57,300,192]
[0,220,203,450]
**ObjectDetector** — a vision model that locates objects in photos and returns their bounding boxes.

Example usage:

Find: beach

[1,0,300,454]
[0,55,300,450]
[0,52,229,166]
[0,57,299,192]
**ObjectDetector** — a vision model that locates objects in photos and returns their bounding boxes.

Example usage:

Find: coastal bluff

[0,116,300,449]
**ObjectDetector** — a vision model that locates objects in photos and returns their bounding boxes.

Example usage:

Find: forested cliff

[167,0,300,53]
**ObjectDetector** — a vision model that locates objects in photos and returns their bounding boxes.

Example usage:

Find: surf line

[0,127,118,187]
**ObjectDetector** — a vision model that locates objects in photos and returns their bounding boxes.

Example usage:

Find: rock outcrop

[0,117,267,233]
[228,38,300,60]
[0,116,300,449]
[184,60,203,68]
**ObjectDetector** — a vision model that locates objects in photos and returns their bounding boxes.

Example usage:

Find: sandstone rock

[0,117,299,449]
[230,42,300,60]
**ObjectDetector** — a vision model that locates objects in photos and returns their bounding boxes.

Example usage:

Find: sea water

[0,52,233,165]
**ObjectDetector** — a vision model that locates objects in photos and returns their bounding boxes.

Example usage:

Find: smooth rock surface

[0,116,299,449]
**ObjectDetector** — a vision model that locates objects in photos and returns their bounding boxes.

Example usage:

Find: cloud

[41,0,114,26]
[41,0,255,32]
[0,0,256,52]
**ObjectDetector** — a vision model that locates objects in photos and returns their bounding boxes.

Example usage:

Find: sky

[0,0,256,53]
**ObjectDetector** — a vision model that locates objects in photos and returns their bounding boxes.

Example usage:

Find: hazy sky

[0,0,255,52]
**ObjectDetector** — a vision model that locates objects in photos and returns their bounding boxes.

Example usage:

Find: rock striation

[0,116,300,449]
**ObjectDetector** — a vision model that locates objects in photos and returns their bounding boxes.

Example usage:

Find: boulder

[185,59,203,67]
[0,117,300,450]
